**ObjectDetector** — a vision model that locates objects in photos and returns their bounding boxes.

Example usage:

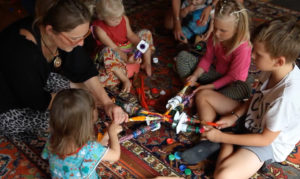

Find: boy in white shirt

[197,17,300,178]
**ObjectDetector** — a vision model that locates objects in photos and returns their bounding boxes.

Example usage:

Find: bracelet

[175,16,180,21]
[231,111,240,119]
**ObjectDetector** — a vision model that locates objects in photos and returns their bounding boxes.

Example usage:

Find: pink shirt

[198,37,251,89]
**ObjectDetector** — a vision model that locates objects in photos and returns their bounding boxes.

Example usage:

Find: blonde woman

[92,0,155,93]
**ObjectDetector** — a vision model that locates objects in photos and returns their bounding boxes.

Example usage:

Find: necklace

[41,35,62,68]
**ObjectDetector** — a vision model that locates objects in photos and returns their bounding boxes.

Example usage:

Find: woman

[0,0,128,139]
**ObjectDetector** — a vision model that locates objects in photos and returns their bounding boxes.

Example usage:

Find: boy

[195,17,300,178]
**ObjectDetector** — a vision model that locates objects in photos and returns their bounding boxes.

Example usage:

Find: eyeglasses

[59,29,91,45]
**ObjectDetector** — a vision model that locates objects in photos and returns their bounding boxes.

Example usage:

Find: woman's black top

[0,17,98,113]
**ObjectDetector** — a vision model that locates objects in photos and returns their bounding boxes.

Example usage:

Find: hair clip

[230,9,247,15]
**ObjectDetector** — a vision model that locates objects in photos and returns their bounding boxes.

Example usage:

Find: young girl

[41,89,122,178]
[92,0,155,93]
[176,0,252,105]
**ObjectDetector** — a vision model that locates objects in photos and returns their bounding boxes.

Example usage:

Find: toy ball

[166,138,174,144]
[179,164,186,171]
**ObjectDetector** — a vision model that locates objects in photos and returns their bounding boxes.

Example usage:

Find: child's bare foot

[122,79,132,93]
[141,63,152,76]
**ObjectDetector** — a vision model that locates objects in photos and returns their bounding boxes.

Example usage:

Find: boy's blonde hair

[96,0,124,20]
[214,0,250,55]
[49,89,96,156]
[253,16,300,63]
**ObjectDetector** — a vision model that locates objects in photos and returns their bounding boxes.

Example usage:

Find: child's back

[42,89,122,178]
[42,140,107,178]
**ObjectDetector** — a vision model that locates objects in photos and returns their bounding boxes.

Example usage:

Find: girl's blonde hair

[95,0,125,20]
[49,89,96,156]
[214,0,250,55]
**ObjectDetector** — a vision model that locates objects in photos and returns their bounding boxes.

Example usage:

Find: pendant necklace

[41,36,62,68]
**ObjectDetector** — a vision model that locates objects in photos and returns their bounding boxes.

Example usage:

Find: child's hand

[202,126,223,143]
[216,114,238,129]
[122,79,132,93]
[193,84,215,93]
[198,6,211,26]
[186,75,198,86]
[127,54,141,64]
[187,4,196,13]
[108,122,123,136]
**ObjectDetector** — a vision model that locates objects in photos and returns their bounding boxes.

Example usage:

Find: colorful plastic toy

[119,123,160,143]
[134,40,149,59]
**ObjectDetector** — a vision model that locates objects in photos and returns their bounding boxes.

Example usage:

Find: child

[92,0,155,93]
[180,0,214,43]
[164,0,219,42]
[176,0,252,104]
[41,89,122,178]
[191,17,300,178]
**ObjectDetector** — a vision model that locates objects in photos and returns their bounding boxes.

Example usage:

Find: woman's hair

[214,0,250,55]
[252,16,300,63]
[49,89,96,156]
[34,0,91,32]
[95,0,125,20]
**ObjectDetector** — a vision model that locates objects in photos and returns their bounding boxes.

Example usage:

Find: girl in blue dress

[42,89,122,178]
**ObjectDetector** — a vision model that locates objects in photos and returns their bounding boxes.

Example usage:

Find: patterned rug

[1,0,300,178]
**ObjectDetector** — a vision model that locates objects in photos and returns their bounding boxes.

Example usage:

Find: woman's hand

[104,103,128,124]
[216,114,238,129]
[202,126,223,143]
[173,20,186,42]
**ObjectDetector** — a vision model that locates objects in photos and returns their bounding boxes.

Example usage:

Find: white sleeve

[265,98,292,132]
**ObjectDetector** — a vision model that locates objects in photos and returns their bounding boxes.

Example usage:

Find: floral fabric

[42,140,107,179]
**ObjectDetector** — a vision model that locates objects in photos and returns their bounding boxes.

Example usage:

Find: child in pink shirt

[176,0,252,100]
[178,0,253,166]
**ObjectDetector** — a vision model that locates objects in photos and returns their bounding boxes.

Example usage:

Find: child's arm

[202,16,214,41]
[93,26,127,61]
[180,4,195,18]
[124,16,141,46]
[204,126,280,147]
[101,122,122,162]
[216,99,251,129]
[198,0,218,26]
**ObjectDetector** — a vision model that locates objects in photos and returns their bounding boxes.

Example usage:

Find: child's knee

[195,89,210,100]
